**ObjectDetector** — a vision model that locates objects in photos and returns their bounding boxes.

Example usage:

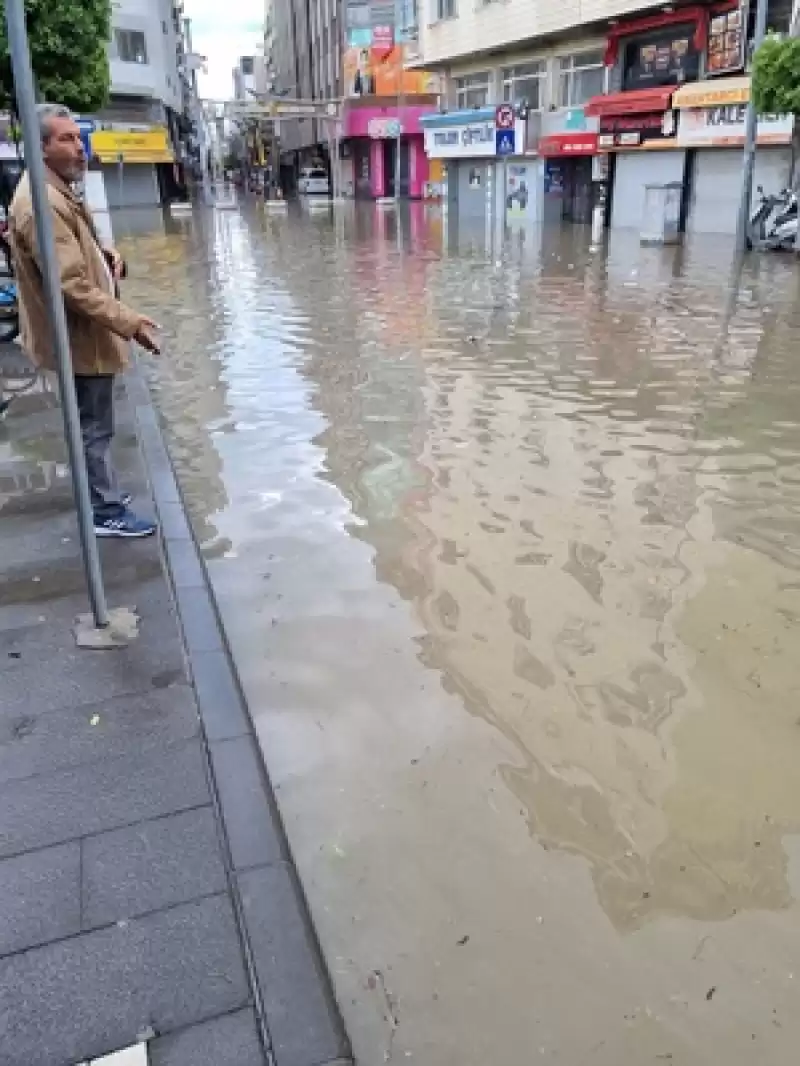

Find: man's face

[42,116,86,183]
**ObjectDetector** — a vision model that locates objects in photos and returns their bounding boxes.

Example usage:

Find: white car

[298,167,330,196]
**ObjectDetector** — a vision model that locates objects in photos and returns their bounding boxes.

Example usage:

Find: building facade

[416,0,795,234]
[89,0,191,207]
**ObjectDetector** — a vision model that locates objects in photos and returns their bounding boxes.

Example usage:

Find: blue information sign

[495,128,516,156]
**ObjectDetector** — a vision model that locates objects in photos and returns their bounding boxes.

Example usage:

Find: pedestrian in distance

[7,102,161,538]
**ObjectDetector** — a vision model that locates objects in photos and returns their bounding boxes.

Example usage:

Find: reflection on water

[121,204,800,1064]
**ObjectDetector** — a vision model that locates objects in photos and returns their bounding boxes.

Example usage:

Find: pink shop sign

[343,105,434,138]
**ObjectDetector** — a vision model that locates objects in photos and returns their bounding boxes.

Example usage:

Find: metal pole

[5,0,110,628]
[735,0,769,251]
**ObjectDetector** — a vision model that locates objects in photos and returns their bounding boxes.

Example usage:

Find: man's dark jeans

[74,374,124,521]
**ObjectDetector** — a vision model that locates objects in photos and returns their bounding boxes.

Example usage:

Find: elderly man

[8,103,161,538]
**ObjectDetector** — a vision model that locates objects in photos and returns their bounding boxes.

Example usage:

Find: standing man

[8,102,161,538]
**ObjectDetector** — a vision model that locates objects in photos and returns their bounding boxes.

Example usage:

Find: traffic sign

[496,128,516,156]
[495,104,514,130]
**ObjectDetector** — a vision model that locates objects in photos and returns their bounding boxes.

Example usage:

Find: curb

[125,366,353,1066]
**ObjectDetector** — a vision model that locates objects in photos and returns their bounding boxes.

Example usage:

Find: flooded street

[121,203,800,1065]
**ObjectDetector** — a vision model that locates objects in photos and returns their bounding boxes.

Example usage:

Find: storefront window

[557,50,604,108]
[454,72,491,109]
[622,27,700,89]
[501,62,545,110]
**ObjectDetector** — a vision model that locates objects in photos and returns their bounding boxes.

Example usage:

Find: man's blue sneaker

[94,510,157,539]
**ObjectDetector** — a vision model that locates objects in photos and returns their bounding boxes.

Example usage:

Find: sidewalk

[0,350,351,1066]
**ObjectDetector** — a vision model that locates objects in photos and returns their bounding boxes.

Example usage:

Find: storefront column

[409,137,427,199]
[370,139,385,198]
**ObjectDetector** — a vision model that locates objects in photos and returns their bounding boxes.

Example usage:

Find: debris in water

[706,986,717,1001]
[457,935,470,946]
[90,714,101,727]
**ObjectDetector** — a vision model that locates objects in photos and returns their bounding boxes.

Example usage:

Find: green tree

[0,0,112,113]
[751,32,800,186]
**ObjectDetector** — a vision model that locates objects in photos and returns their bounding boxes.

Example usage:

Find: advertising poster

[506,163,530,217]
[343,45,438,97]
[707,2,748,76]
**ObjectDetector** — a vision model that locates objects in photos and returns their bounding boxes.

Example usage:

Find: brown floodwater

[120,202,800,1065]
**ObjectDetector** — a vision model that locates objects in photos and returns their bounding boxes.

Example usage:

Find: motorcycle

[748,186,798,251]
[0,220,18,343]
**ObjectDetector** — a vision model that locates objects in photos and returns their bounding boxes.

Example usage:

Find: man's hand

[106,247,124,281]
[134,317,161,354]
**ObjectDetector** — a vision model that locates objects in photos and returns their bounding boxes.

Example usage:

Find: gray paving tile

[82,807,227,929]
[0,843,80,956]
[209,737,284,870]
[0,740,210,858]
[164,539,205,589]
[174,585,222,654]
[149,1009,266,1066]
[0,686,198,785]
[239,865,349,1066]
[158,502,192,541]
[0,613,186,717]
[191,651,250,741]
[0,894,249,1066]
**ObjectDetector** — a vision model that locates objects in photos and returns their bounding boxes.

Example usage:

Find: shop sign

[598,110,675,149]
[372,24,394,56]
[677,105,793,147]
[90,128,174,164]
[424,121,496,159]
[707,1,748,77]
[538,133,598,157]
[368,117,402,138]
[623,26,700,91]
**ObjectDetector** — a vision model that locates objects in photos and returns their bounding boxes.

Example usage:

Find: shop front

[90,128,175,208]
[341,102,436,199]
[674,77,794,235]
[421,107,527,220]
[586,87,685,230]
[538,132,599,225]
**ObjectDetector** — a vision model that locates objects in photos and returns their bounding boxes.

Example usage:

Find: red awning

[584,86,674,118]
[538,133,598,157]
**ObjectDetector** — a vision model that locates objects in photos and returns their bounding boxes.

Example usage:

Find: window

[454,71,490,109]
[433,0,456,21]
[114,29,148,65]
[240,56,255,75]
[502,61,545,110]
[557,49,604,108]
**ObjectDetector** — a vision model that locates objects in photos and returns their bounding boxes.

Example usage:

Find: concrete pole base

[73,605,140,649]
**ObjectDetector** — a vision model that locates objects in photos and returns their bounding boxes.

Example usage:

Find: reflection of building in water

[120,218,233,550]
[296,224,800,931]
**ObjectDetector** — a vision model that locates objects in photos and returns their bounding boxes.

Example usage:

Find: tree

[0,0,112,113]
[751,31,800,187]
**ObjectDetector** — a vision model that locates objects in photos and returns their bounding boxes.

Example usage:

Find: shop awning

[585,86,674,118]
[672,75,750,109]
[538,133,598,157]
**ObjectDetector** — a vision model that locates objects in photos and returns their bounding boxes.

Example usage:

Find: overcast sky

[185,0,264,100]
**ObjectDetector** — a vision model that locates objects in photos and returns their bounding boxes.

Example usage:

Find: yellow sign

[672,76,750,110]
[90,128,174,164]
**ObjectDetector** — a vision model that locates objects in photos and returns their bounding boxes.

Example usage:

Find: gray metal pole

[735,0,770,251]
[5,0,110,628]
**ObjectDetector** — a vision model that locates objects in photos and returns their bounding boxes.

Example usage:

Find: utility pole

[5,0,110,630]
[735,0,770,251]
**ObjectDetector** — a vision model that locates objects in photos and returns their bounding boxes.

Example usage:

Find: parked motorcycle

[0,220,18,343]
[748,186,798,251]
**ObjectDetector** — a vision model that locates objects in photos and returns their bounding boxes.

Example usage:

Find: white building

[417,0,796,236]
[89,0,189,207]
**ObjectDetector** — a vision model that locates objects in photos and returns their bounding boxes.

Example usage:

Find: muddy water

[121,204,800,1065]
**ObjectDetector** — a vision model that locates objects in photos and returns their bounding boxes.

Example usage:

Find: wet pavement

[119,202,800,1065]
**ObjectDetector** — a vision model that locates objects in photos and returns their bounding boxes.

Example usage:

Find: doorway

[562,157,593,224]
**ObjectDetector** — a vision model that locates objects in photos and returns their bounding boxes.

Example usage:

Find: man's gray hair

[36,103,73,143]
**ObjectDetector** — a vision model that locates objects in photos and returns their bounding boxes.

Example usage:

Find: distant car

[298,167,330,196]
